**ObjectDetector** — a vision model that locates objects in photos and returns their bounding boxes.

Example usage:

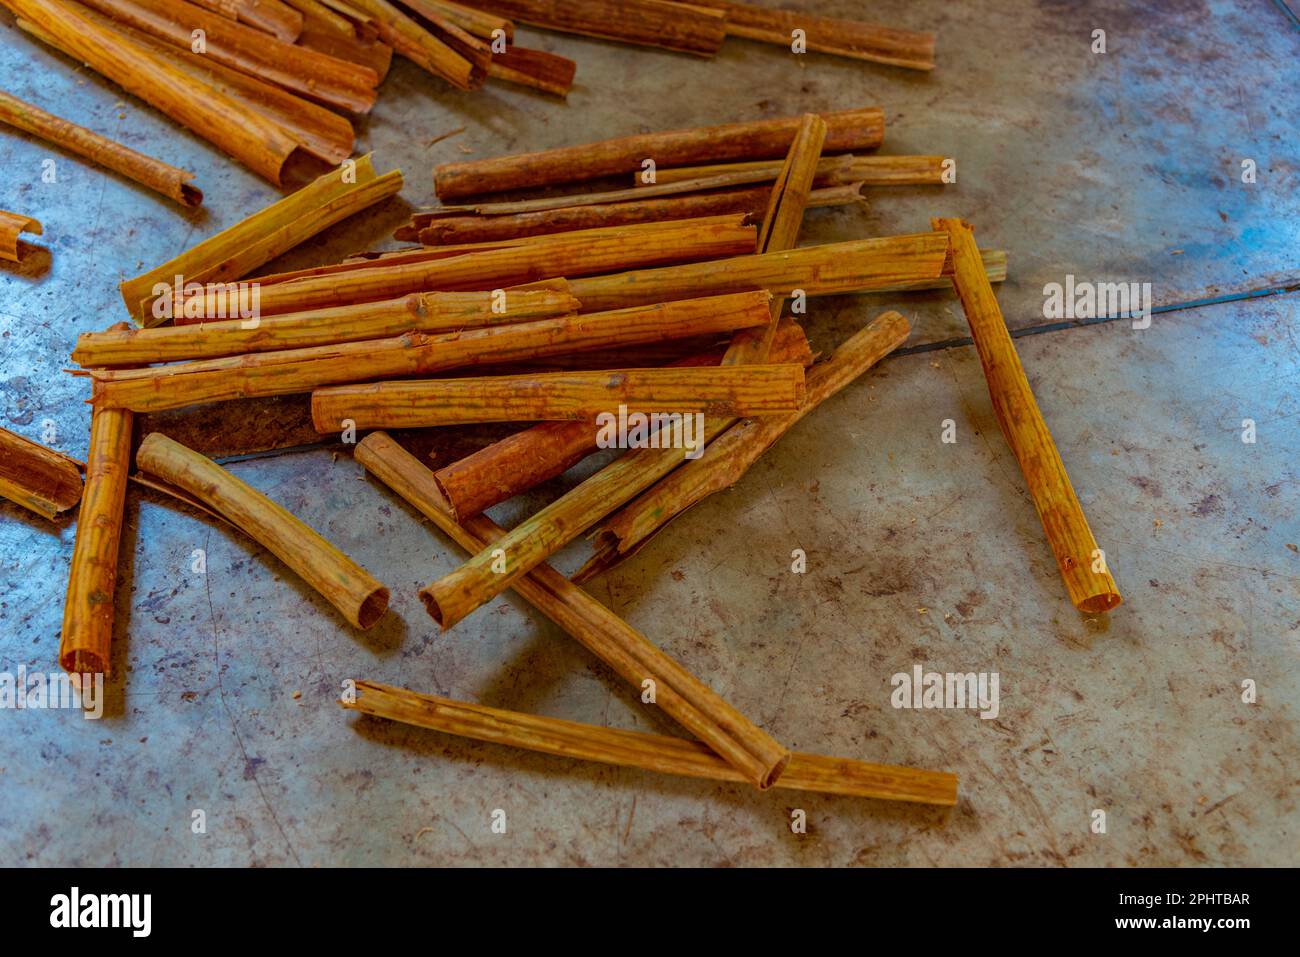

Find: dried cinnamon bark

[486,46,575,97]
[644,154,946,188]
[0,427,83,519]
[0,209,42,262]
[345,680,958,804]
[344,0,485,88]
[934,217,1122,613]
[136,433,390,628]
[433,107,885,199]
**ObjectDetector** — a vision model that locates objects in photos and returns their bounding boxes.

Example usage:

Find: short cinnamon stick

[344,0,485,88]
[59,407,132,675]
[345,680,957,804]
[934,217,1121,614]
[135,433,390,628]
[433,106,885,199]
[486,46,576,97]
[0,426,84,520]
[0,209,42,262]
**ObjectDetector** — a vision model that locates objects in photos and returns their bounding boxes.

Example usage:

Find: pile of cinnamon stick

[9,103,1123,812]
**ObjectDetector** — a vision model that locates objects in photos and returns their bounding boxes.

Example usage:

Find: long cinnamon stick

[8,0,304,184]
[311,365,806,431]
[0,209,42,262]
[643,154,946,188]
[429,319,811,520]
[121,154,402,324]
[934,217,1122,613]
[0,427,84,519]
[576,311,911,582]
[74,288,579,366]
[0,91,201,206]
[59,407,132,675]
[136,433,390,628]
[433,107,885,199]
[353,433,790,789]
[86,292,775,412]
[345,680,957,805]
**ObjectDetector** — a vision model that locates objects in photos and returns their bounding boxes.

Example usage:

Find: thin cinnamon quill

[345,680,958,805]
[136,433,390,628]
[429,319,811,520]
[59,407,132,675]
[0,427,84,519]
[934,217,1122,614]
[576,311,911,582]
[311,365,807,431]
[86,292,775,412]
[0,209,42,262]
[353,432,790,789]
[433,107,885,199]
[642,154,947,188]
[8,0,304,184]
[0,91,201,206]
[121,154,402,325]
[74,288,579,366]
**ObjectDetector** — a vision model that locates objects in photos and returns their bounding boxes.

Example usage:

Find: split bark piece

[311,365,806,431]
[196,214,756,317]
[346,680,957,804]
[0,90,201,206]
[935,217,1121,614]
[135,433,390,627]
[0,210,43,262]
[10,0,304,184]
[677,0,935,71]
[121,154,402,325]
[433,106,885,199]
[430,319,812,520]
[59,407,132,675]
[353,432,790,789]
[444,0,726,57]
[405,185,859,245]
[74,288,578,366]
[344,0,484,88]
[298,25,394,79]
[190,0,304,40]
[412,0,508,38]
[644,154,946,188]
[75,0,380,113]
[577,311,910,582]
[0,426,84,519]
[87,292,774,412]
[486,46,576,97]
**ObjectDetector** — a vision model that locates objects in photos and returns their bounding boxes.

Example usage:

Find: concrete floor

[1,1,1297,865]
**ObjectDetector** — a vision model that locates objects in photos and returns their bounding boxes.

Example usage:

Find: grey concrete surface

[1,1,1297,866]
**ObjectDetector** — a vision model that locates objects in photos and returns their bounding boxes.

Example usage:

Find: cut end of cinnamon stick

[357,585,392,629]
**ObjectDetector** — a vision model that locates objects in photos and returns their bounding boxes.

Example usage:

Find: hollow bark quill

[85,292,775,412]
[934,217,1122,614]
[121,154,402,324]
[430,319,813,520]
[135,433,391,628]
[310,365,807,431]
[5,0,305,185]
[59,407,132,675]
[345,680,959,805]
[343,0,485,89]
[433,107,885,199]
[575,311,911,582]
[352,432,790,789]
[73,288,579,366]
[0,427,84,520]
[641,154,947,188]
[0,90,202,207]
[0,209,42,262]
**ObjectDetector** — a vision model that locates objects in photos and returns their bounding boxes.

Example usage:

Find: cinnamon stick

[192,0,304,40]
[345,680,958,805]
[934,217,1122,613]
[310,365,807,431]
[0,209,42,262]
[9,0,304,184]
[121,154,402,324]
[0,91,202,207]
[86,292,775,412]
[74,288,579,366]
[353,433,790,789]
[136,433,390,628]
[344,0,485,88]
[429,319,812,520]
[0,427,84,519]
[486,46,576,97]
[433,106,885,199]
[59,407,132,675]
[576,311,911,582]
[643,154,946,188]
